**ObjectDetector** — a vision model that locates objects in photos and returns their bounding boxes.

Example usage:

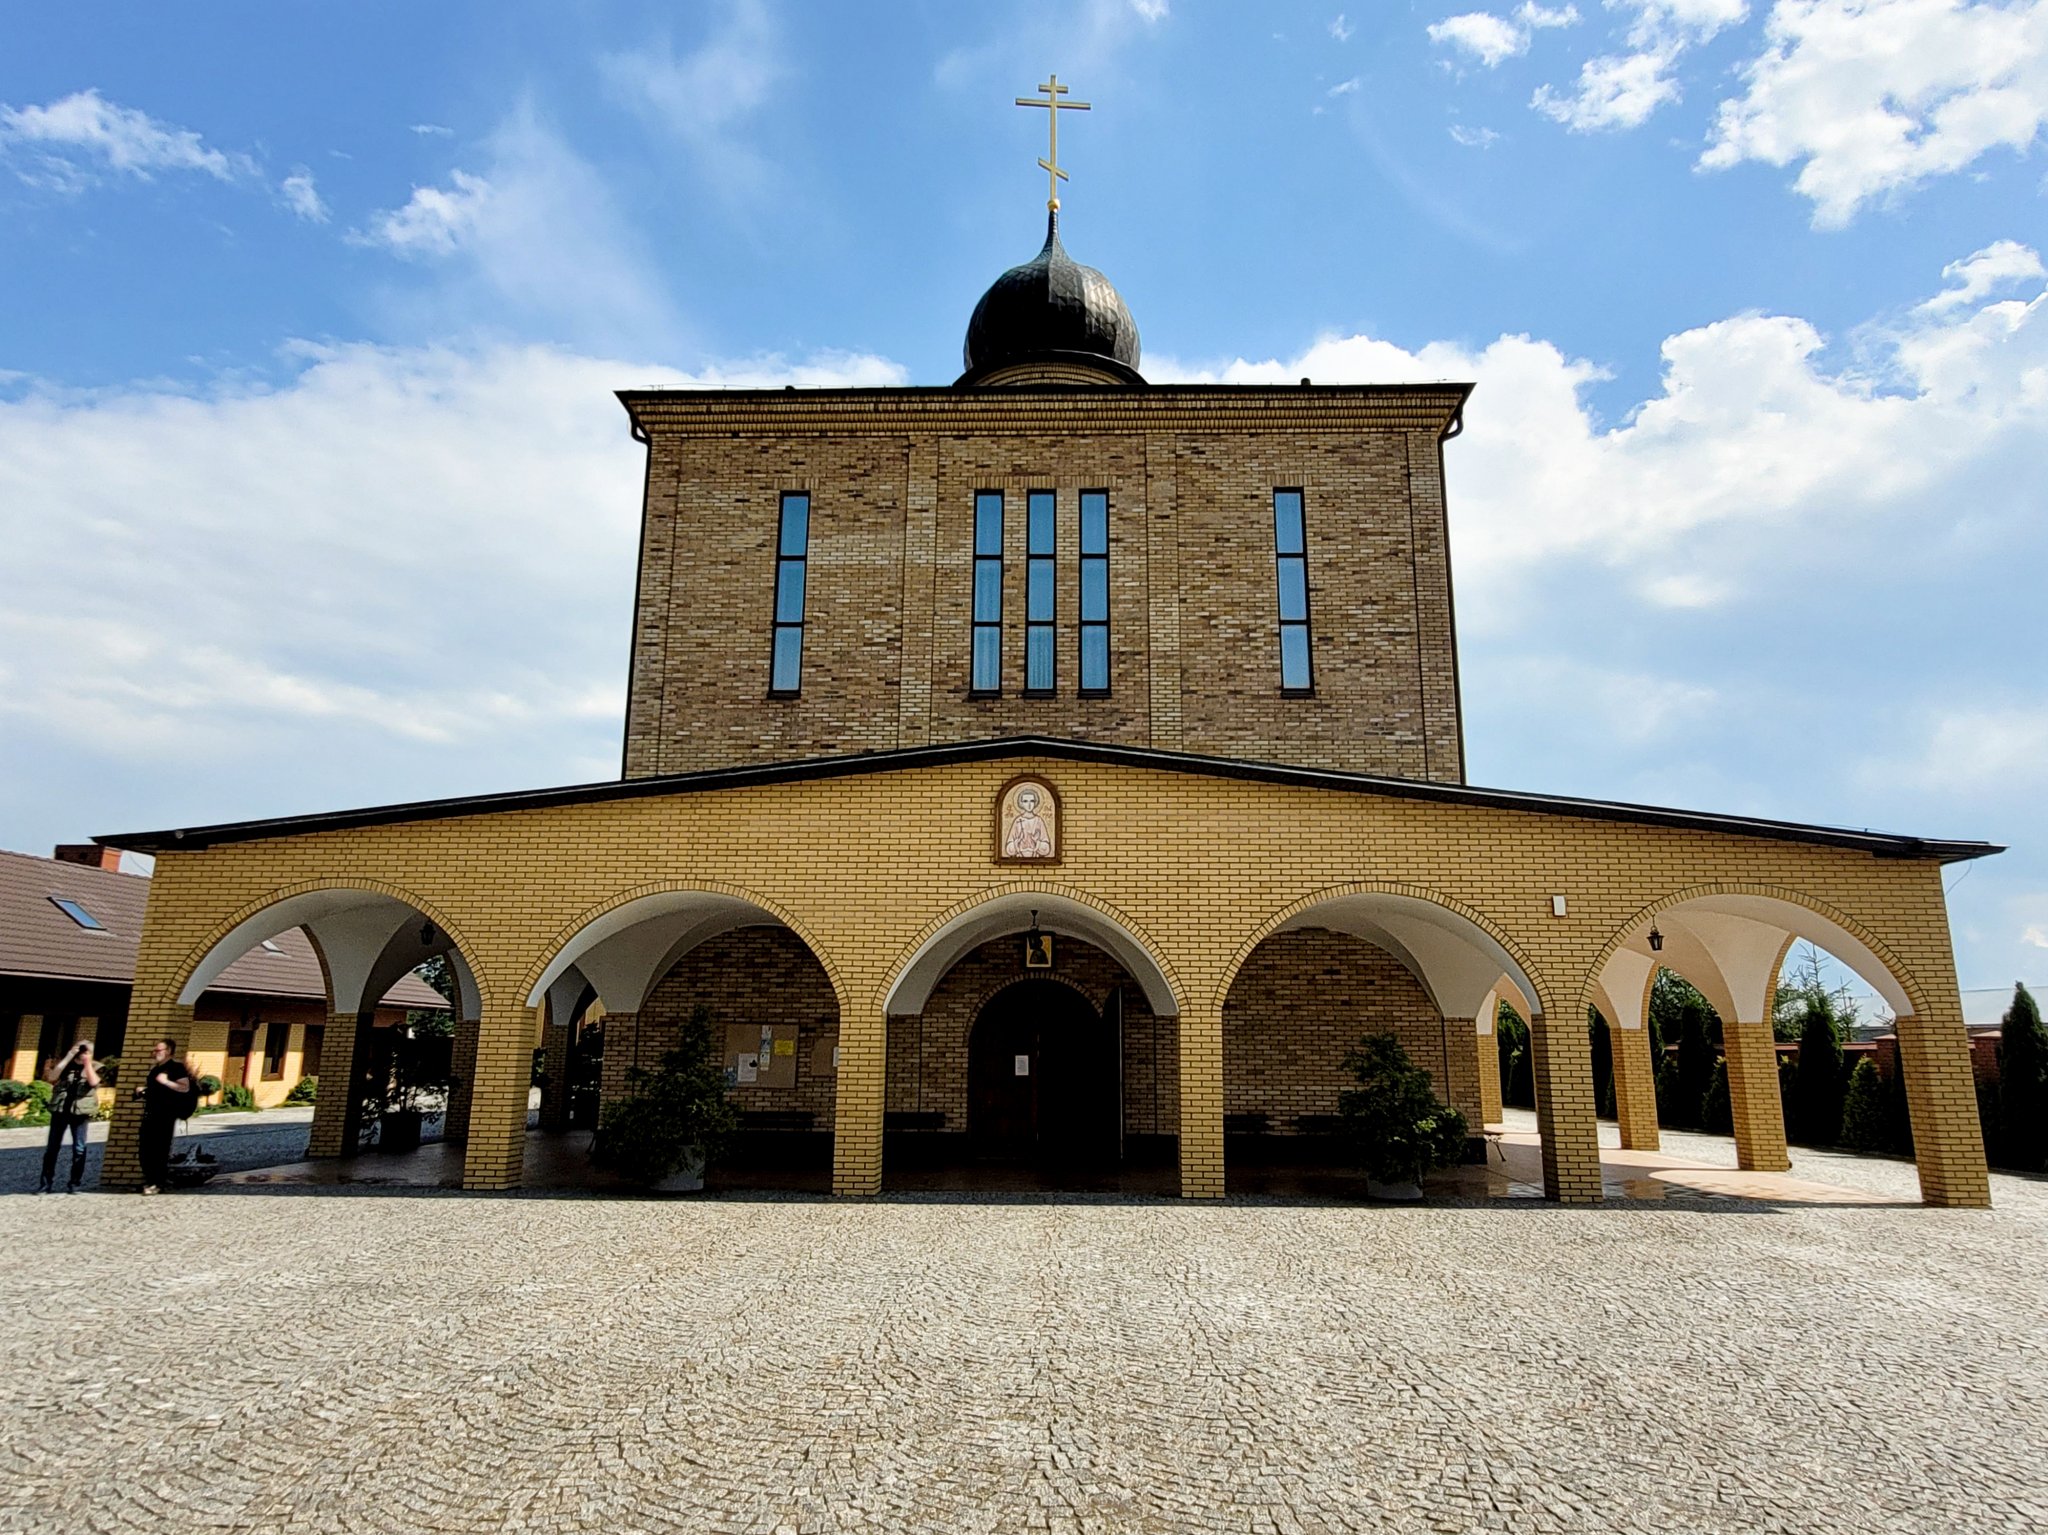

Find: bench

[738,1110,816,1133]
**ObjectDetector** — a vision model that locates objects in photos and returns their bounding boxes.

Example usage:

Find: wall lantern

[1647,925,1664,953]
[1023,909,1053,970]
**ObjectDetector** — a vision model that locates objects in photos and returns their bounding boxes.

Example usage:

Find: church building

[95,84,1998,1206]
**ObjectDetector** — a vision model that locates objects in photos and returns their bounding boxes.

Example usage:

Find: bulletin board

[725,1023,799,1091]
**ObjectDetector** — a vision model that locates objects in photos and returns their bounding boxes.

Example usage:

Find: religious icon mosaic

[995,775,1060,864]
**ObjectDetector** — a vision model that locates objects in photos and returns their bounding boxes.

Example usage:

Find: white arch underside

[527,892,789,1013]
[884,892,1178,1017]
[1271,894,1541,1023]
[1597,893,1914,1022]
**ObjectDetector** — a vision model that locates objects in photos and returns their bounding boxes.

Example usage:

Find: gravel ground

[1,1123,2043,1534]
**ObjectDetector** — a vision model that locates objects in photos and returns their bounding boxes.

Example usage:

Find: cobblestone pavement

[3,1146,2045,1533]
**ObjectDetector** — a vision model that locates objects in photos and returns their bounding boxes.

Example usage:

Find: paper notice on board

[737,1053,759,1084]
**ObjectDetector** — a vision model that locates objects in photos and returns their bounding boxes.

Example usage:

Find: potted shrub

[1336,1033,1470,1201]
[592,1006,737,1192]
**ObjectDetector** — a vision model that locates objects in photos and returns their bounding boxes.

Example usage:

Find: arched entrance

[969,979,1119,1173]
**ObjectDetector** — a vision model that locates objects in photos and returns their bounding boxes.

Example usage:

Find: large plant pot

[379,1109,424,1153]
[650,1151,707,1193]
[1365,1175,1423,1201]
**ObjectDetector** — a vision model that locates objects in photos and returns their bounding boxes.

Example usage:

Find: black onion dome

[960,210,1142,384]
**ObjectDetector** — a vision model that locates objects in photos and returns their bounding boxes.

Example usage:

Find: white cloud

[1921,239,2048,311]
[1329,78,1363,96]
[1130,0,1171,18]
[0,88,254,186]
[1851,708,2048,794]
[1432,12,1534,66]
[1702,0,2048,227]
[1331,13,1356,41]
[0,342,904,820]
[2025,923,2048,949]
[1451,123,1505,144]
[409,123,454,137]
[600,0,788,200]
[348,110,681,354]
[1149,241,2048,616]
[279,167,329,223]
[1533,0,1746,130]
[1431,3,1582,67]
[354,169,494,257]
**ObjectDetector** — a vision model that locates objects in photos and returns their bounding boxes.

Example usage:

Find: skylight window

[259,939,285,954]
[50,897,105,931]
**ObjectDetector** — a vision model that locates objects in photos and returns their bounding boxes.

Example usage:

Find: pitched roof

[0,848,445,1004]
[95,735,2002,864]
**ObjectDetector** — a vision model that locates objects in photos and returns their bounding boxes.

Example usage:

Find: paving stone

[1,1144,2043,1533]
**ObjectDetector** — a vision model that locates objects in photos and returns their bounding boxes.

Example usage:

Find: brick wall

[884,933,1173,1137]
[1222,928,1451,1128]
[621,389,1467,783]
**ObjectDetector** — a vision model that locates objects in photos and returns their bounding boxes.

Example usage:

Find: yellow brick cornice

[617,383,1472,440]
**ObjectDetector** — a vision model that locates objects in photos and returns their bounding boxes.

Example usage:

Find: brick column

[101,1002,194,1191]
[461,1002,536,1191]
[1611,1022,1661,1152]
[1897,997,1992,1208]
[598,1011,641,1117]
[1529,1008,1602,1203]
[537,1021,572,1132]
[832,1006,885,1196]
[305,1010,360,1158]
[1177,1003,1224,1199]
[443,1016,481,1145]
[1438,1017,1483,1127]
[1722,1019,1791,1172]
[1476,1017,1503,1126]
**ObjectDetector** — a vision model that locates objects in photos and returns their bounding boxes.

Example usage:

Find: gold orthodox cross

[1015,74,1090,210]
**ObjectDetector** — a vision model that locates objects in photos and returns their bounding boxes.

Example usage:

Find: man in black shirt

[132,1038,193,1194]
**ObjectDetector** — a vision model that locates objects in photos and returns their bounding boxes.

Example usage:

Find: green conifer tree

[1701,1058,1732,1134]
[1997,983,2047,1172]
[1792,1000,1845,1145]
[1840,1058,1889,1153]
[1589,1008,1616,1120]
[1676,997,1714,1129]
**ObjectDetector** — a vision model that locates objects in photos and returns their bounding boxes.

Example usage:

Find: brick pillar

[1177,1003,1224,1199]
[537,1021,572,1131]
[1722,1019,1791,1172]
[1438,1017,1483,1127]
[1529,1008,1602,1203]
[1897,997,1992,1208]
[833,1007,885,1196]
[101,1002,194,1191]
[461,1002,535,1191]
[1476,1017,1503,1126]
[306,1010,360,1158]
[443,1015,481,1144]
[1611,1022,1661,1152]
[598,1011,640,1117]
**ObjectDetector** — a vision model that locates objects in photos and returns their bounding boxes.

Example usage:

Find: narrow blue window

[1025,490,1055,693]
[972,491,1003,692]
[1274,489,1312,691]
[769,492,809,694]
[1079,490,1109,693]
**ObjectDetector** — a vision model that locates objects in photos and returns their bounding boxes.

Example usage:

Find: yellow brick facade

[99,753,1992,1207]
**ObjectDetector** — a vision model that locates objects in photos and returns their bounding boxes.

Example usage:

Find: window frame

[1273,487,1315,695]
[49,896,105,931]
[971,490,1004,695]
[262,1019,290,1081]
[767,491,810,697]
[1023,489,1056,695]
[1078,488,1110,695]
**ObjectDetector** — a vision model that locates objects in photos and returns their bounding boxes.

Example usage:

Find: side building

[1,845,442,1110]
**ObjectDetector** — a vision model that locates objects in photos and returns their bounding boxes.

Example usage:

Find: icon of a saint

[1003,785,1053,859]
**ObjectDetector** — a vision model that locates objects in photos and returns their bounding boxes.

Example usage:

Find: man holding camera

[38,1039,101,1194]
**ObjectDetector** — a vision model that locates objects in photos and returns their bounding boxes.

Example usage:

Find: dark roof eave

[95,736,2003,865]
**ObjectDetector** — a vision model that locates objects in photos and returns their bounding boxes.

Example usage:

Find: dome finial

[1015,73,1091,212]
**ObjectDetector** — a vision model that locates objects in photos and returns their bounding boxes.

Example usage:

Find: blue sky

[2,0,2044,999]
